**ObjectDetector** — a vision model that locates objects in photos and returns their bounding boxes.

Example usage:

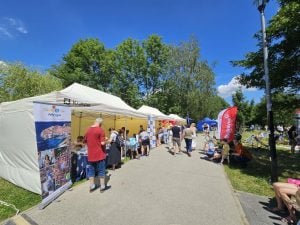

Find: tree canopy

[0,62,62,103]
[232,0,299,93]
[48,35,224,120]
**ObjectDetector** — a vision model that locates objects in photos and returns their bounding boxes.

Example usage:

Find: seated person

[268,181,300,224]
[231,137,252,167]
[206,139,215,158]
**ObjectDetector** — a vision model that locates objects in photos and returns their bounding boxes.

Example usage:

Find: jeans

[163,134,168,144]
[87,159,106,178]
[185,138,192,153]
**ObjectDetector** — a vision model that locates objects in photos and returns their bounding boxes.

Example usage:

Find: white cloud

[0,27,13,38]
[16,26,28,34]
[0,60,7,69]
[0,17,28,38]
[217,76,257,98]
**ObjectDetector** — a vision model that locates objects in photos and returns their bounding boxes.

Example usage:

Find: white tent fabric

[0,83,146,194]
[168,114,186,122]
[137,105,172,120]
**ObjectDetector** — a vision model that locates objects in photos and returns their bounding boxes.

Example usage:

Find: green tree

[232,89,252,130]
[232,0,300,93]
[113,38,146,108]
[253,93,300,126]
[50,38,113,91]
[0,62,62,102]
[162,36,219,120]
[142,35,169,100]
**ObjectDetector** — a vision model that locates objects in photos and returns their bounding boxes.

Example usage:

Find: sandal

[281,216,295,224]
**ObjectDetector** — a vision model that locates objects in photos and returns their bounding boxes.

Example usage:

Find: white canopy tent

[0,83,146,194]
[137,105,172,120]
[168,114,186,122]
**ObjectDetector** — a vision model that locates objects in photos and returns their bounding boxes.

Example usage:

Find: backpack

[115,134,124,148]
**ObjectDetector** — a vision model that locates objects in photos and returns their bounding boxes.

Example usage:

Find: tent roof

[202,117,213,121]
[137,105,171,120]
[0,83,146,117]
[168,114,185,122]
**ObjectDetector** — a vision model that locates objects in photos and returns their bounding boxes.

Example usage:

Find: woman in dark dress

[107,128,121,170]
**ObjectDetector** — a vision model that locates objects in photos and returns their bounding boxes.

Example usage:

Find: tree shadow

[229,146,300,181]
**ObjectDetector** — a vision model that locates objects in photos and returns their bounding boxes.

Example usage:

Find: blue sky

[0,0,279,104]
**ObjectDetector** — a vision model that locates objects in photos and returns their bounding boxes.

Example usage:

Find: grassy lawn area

[224,131,300,197]
[0,178,41,223]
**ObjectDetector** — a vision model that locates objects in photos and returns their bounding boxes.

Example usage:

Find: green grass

[0,178,41,222]
[224,131,300,197]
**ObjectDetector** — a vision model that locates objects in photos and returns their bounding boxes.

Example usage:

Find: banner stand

[39,181,72,209]
[148,115,156,148]
[33,102,72,210]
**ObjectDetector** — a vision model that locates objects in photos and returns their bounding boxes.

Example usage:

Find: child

[220,139,230,164]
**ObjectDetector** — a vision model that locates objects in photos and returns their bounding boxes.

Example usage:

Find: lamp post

[257,0,278,183]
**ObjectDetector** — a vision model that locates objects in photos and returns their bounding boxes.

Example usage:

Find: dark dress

[107,142,121,166]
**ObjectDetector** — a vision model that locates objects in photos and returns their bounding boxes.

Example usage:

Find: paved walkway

[6,135,248,225]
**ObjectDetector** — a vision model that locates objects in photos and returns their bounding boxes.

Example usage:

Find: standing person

[139,125,144,134]
[163,126,168,144]
[288,125,297,154]
[190,123,197,150]
[84,118,108,193]
[157,126,163,146]
[203,123,210,136]
[139,129,150,156]
[107,128,121,170]
[171,122,182,155]
[168,124,173,149]
[220,139,230,164]
[182,124,193,157]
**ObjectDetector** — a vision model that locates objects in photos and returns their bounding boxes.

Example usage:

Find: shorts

[87,159,106,178]
[172,137,181,147]
[141,139,150,146]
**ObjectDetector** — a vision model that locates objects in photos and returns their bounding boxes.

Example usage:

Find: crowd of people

[70,117,300,224]
[71,118,257,191]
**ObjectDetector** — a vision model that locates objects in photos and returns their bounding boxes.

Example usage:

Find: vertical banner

[33,102,72,209]
[148,115,156,148]
[218,106,238,142]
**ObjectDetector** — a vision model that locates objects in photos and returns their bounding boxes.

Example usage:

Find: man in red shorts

[84,118,108,193]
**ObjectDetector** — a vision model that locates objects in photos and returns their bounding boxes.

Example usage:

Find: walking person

[84,118,109,193]
[168,124,173,150]
[171,122,182,155]
[190,123,197,150]
[182,124,193,157]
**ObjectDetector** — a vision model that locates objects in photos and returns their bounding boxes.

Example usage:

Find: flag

[218,106,238,142]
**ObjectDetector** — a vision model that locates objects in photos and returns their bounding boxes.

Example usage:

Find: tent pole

[78,112,82,136]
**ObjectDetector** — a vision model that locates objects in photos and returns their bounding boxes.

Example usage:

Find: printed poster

[33,102,72,208]
[148,115,156,148]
